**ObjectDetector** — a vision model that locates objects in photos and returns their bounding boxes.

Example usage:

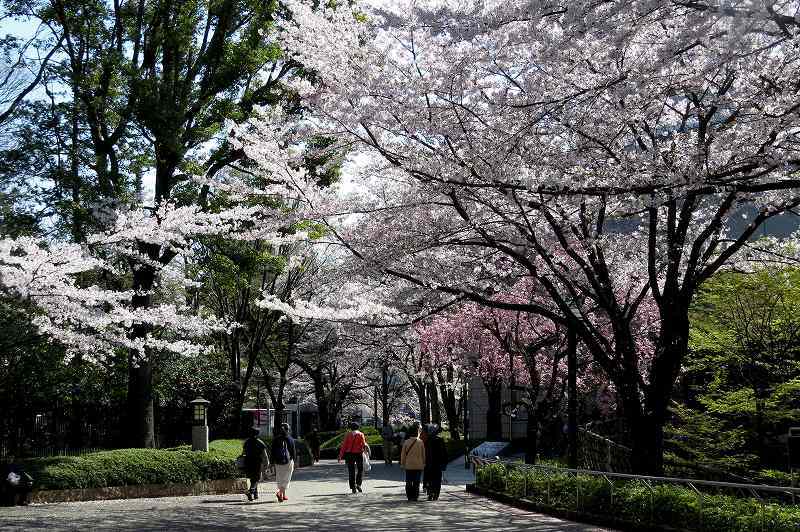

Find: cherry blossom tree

[236,0,800,473]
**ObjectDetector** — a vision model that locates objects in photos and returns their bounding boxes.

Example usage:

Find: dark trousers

[344,452,363,490]
[405,470,422,501]
[1,485,31,506]
[311,445,320,462]
[426,469,442,500]
[247,472,260,495]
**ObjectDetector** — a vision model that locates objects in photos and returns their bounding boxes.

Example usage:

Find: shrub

[23,448,238,491]
[474,463,800,532]
[22,436,315,492]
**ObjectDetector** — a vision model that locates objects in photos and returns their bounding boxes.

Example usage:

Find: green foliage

[670,268,800,473]
[23,445,240,491]
[475,464,800,532]
[21,437,312,490]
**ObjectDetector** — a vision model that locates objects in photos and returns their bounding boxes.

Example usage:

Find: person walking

[338,421,370,494]
[242,428,269,501]
[271,423,296,502]
[381,423,395,465]
[419,425,430,494]
[0,461,33,506]
[424,425,448,501]
[306,426,321,463]
[400,422,426,501]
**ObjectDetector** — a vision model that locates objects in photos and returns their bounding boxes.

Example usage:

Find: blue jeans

[405,470,422,500]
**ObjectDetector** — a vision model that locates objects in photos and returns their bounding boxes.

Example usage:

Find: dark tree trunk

[127,360,155,447]
[127,265,156,448]
[428,380,441,425]
[381,365,390,426]
[438,369,461,441]
[629,415,665,475]
[415,379,431,424]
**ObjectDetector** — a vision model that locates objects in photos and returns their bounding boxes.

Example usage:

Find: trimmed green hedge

[23,437,314,491]
[475,462,800,532]
[23,448,238,491]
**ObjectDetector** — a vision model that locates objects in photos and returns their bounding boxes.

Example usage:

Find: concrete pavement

[0,459,612,531]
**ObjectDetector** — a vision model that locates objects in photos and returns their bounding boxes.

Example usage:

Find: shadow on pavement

[0,460,607,532]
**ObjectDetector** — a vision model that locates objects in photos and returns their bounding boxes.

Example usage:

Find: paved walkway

[0,458,611,531]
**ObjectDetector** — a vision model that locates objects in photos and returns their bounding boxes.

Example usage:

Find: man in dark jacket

[306,426,321,463]
[242,427,269,501]
[0,462,33,506]
[423,425,448,501]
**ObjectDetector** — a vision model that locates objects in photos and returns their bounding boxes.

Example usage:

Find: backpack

[275,437,290,465]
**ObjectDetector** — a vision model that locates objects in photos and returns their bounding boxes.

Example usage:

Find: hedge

[475,462,800,532]
[23,437,314,491]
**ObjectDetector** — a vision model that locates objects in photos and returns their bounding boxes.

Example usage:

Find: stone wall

[467,376,528,440]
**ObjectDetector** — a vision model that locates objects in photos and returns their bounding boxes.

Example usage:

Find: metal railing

[470,456,800,531]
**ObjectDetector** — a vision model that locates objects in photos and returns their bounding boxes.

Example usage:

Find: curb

[31,477,250,504]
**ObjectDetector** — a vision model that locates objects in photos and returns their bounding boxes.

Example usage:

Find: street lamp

[190,397,210,452]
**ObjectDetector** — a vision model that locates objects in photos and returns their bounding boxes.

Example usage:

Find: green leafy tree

[671,268,800,473]
[0,0,306,446]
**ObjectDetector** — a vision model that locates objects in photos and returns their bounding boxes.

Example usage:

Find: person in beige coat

[400,422,426,501]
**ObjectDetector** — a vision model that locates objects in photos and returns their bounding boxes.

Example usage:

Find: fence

[471,456,800,531]
[578,428,633,473]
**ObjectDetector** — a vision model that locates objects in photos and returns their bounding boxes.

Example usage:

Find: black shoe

[245,491,253,502]
[352,489,357,494]
[253,492,259,500]
[356,486,362,493]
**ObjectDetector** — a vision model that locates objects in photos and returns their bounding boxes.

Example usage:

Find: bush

[23,447,239,491]
[474,463,800,532]
[22,436,316,492]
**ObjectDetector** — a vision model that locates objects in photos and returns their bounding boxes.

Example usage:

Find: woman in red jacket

[338,421,371,494]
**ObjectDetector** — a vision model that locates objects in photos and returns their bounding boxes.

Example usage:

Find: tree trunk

[754,395,766,467]
[438,370,461,440]
[629,415,665,475]
[415,380,430,424]
[127,265,156,448]
[381,365,390,426]
[614,297,689,475]
[428,380,442,425]
[127,360,155,448]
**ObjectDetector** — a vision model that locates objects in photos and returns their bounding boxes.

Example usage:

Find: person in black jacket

[0,462,33,506]
[306,426,321,463]
[423,425,448,501]
[270,423,296,502]
[242,427,269,501]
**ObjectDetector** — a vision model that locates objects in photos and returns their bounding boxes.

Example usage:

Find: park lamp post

[190,397,210,452]
[566,303,580,470]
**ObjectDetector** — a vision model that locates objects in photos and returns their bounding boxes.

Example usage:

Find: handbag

[362,451,372,472]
